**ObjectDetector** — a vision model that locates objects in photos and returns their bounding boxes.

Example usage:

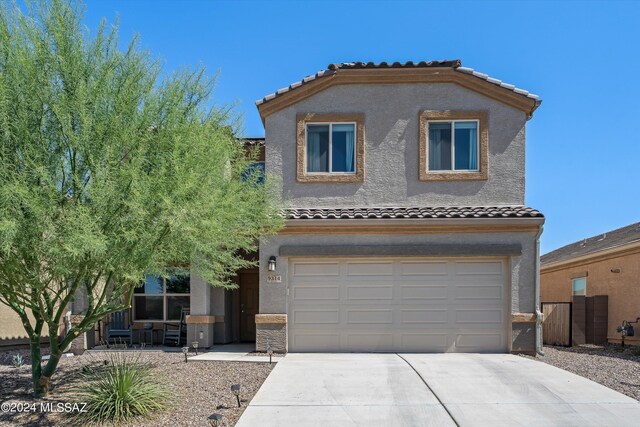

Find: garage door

[288,257,507,352]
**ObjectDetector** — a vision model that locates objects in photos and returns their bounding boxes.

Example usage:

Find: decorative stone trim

[571,271,588,279]
[185,315,224,324]
[512,312,537,323]
[296,113,365,183]
[419,110,489,181]
[255,314,287,324]
[69,315,85,325]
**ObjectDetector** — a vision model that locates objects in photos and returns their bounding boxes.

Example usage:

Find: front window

[134,271,190,321]
[428,120,479,171]
[306,123,355,173]
[572,277,587,296]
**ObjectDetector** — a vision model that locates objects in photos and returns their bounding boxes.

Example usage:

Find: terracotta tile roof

[283,206,543,220]
[328,60,461,70]
[541,221,640,266]
[256,60,541,106]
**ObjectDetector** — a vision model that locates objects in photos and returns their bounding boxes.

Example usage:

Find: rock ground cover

[0,348,273,426]
[522,344,640,400]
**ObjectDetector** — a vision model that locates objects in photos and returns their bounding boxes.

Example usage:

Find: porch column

[187,274,214,348]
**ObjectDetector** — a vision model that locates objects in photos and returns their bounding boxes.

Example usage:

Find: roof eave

[285,217,545,227]
[256,67,541,124]
[541,239,640,272]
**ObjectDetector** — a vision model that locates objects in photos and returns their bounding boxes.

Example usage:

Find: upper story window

[428,121,478,171]
[306,123,355,173]
[242,161,265,184]
[572,277,587,296]
[296,113,365,183]
[419,110,488,181]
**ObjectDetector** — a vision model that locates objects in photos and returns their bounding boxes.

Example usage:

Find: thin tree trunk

[39,351,62,397]
[29,336,44,397]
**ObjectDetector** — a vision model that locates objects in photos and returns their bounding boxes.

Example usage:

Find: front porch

[88,267,260,350]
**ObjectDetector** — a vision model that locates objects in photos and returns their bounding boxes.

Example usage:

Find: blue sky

[82,0,640,254]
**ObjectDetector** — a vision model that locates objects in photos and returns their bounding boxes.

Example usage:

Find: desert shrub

[77,352,169,424]
[12,353,24,368]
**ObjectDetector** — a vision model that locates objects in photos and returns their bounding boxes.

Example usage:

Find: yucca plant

[12,353,24,368]
[77,352,169,424]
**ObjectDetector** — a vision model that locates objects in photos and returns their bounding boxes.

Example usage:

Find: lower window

[134,271,190,321]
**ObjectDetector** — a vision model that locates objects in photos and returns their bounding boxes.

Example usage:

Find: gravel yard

[0,348,274,426]
[523,345,640,400]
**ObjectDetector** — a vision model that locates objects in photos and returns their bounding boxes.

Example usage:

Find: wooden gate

[542,302,572,346]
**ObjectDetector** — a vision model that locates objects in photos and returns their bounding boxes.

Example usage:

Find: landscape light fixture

[208,413,224,427]
[266,338,274,364]
[192,341,199,356]
[231,384,242,407]
[268,256,277,272]
[181,346,189,363]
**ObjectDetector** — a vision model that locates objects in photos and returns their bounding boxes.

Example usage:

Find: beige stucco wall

[265,82,527,208]
[0,304,53,347]
[541,249,640,345]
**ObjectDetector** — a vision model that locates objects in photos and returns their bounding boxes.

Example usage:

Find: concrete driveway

[237,353,640,427]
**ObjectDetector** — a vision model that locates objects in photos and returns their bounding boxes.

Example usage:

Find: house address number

[267,275,282,283]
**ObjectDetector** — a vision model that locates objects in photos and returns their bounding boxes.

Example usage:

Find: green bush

[77,352,169,424]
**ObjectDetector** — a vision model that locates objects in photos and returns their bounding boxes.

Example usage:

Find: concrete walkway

[237,353,455,426]
[189,343,283,363]
[237,353,640,427]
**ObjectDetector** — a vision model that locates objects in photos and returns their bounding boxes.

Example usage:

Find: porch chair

[163,308,190,346]
[104,309,133,347]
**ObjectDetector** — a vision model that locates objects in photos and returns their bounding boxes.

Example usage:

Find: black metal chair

[104,309,133,347]
[163,308,189,346]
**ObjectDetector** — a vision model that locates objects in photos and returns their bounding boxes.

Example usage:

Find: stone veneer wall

[255,314,287,353]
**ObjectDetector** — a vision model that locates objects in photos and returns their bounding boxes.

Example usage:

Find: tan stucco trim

[280,223,541,235]
[570,271,588,279]
[185,315,224,324]
[255,314,287,324]
[418,110,489,181]
[512,312,537,323]
[258,68,538,122]
[296,113,365,183]
[541,240,640,273]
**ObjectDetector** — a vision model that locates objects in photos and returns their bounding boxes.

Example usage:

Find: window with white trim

[427,120,479,171]
[306,123,356,174]
[133,271,190,321]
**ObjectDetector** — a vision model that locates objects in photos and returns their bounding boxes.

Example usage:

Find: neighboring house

[0,310,58,349]
[2,60,546,355]
[541,222,640,346]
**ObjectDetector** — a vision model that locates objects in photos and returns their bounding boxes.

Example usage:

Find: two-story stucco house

[231,59,543,355]
[62,59,543,356]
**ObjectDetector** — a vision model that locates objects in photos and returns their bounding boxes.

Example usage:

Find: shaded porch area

[89,267,259,350]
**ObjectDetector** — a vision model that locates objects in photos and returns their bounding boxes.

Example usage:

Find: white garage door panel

[293,262,340,276]
[293,286,340,300]
[288,258,507,353]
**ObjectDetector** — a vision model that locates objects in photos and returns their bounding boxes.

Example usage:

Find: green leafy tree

[0,0,282,396]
